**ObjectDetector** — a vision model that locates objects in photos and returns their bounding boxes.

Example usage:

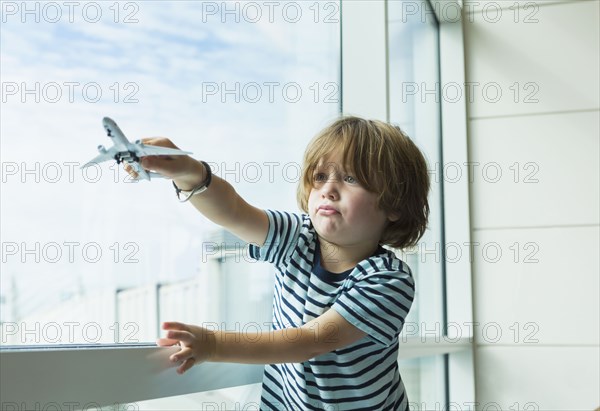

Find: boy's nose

[320,178,340,200]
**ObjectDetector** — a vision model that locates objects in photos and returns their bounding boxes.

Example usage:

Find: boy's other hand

[157,321,217,374]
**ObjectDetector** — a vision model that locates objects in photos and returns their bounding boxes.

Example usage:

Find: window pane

[400,355,447,409]
[1,1,340,345]
[388,0,445,340]
[388,1,448,408]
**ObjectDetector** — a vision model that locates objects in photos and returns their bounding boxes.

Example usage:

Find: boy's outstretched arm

[134,138,268,247]
[157,309,367,374]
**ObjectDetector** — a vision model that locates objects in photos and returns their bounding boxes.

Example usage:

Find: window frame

[341,0,475,406]
[0,0,474,407]
[437,3,476,405]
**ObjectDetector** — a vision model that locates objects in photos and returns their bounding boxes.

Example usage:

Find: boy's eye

[313,173,327,182]
[344,175,357,184]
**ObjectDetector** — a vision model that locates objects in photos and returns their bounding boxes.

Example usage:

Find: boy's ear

[387,212,400,222]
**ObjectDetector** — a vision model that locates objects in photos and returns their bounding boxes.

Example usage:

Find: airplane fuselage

[102,118,138,164]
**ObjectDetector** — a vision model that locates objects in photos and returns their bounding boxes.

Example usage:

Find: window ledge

[0,345,263,408]
[0,338,471,408]
[399,337,472,359]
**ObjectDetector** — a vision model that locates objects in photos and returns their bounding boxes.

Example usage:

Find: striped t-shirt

[248,210,415,410]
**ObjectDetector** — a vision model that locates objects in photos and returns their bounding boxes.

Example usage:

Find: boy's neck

[317,237,380,274]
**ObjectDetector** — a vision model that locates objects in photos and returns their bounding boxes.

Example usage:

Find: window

[1,0,342,407]
[386,0,474,407]
[387,1,449,406]
[1,1,340,346]
[1,0,474,408]
[389,0,446,339]
[399,355,447,406]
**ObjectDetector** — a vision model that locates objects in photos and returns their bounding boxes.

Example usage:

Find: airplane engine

[134,139,142,145]
[97,145,107,154]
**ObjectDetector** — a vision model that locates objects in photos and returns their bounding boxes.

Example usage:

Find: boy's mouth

[317,205,340,215]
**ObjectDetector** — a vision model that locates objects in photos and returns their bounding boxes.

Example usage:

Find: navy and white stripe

[249,210,415,410]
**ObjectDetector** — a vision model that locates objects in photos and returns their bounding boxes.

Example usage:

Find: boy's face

[308,150,391,251]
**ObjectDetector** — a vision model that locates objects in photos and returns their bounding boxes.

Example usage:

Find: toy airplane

[81,117,191,180]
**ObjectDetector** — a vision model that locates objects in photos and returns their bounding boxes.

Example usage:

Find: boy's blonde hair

[297,116,430,249]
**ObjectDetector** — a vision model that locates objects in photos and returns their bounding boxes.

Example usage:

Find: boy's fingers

[140,137,179,150]
[140,157,152,169]
[156,338,180,347]
[123,164,138,178]
[167,330,193,344]
[170,346,194,363]
[140,137,158,145]
[162,321,189,331]
[177,357,196,374]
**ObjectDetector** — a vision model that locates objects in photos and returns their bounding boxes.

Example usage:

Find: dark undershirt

[312,238,386,284]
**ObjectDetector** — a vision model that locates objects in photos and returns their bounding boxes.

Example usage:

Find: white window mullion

[341,0,388,120]
[438,2,476,405]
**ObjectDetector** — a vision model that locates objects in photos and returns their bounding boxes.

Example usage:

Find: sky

[0,1,340,321]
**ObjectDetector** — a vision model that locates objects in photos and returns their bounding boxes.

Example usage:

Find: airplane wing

[132,143,192,157]
[81,146,118,168]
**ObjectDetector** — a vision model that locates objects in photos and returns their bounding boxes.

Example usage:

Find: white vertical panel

[341,0,388,119]
[465,0,600,408]
[463,0,600,117]
[476,346,600,409]
[439,13,476,407]
[472,226,600,345]
[431,0,462,23]
[440,18,473,339]
[469,111,600,228]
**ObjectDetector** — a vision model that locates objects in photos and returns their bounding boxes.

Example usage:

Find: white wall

[463,1,599,409]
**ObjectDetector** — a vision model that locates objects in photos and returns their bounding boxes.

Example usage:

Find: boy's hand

[157,321,217,374]
[124,138,207,190]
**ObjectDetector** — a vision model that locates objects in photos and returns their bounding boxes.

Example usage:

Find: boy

[131,116,430,410]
